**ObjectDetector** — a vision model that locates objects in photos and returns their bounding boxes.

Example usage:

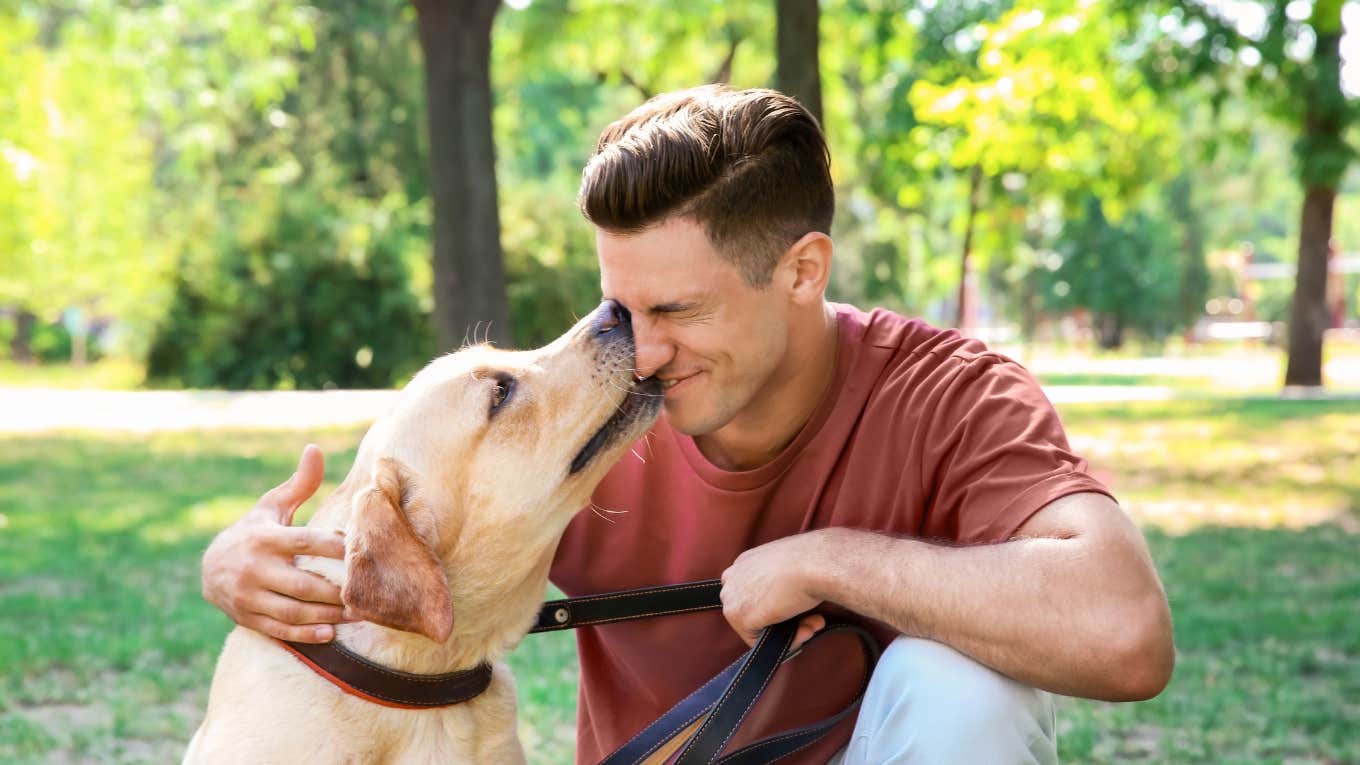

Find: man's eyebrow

[647,301,701,315]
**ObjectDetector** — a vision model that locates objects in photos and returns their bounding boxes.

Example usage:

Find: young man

[202,86,1173,763]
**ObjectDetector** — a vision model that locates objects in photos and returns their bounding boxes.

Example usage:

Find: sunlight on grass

[137,495,269,545]
[1060,399,1360,535]
[1025,339,1360,395]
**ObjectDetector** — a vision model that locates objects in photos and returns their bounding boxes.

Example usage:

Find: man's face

[597,216,790,436]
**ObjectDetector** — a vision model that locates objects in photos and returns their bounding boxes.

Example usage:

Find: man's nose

[631,318,674,380]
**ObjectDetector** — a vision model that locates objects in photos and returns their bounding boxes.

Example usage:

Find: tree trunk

[413,0,511,352]
[1096,314,1124,350]
[1168,174,1209,332]
[1285,185,1335,386]
[775,0,822,125]
[1285,8,1346,387]
[956,165,983,333]
[10,309,35,363]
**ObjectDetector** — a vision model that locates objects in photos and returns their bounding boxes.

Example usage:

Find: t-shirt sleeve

[919,355,1114,543]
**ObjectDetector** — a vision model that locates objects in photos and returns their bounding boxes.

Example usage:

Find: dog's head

[338,301,662,642]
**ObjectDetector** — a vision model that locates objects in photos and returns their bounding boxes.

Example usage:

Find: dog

[184,305,662,763]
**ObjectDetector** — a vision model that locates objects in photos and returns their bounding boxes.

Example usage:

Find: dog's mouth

[569,375,664,475]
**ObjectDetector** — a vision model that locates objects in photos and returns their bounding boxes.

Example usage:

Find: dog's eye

[489,373,516,415]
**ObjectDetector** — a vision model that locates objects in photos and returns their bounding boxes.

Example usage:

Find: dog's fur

[184,314,661,764]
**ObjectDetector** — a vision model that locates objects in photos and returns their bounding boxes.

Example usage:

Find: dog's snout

[593,300,631,339]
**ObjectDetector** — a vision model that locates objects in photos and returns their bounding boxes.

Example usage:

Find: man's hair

[578,85,834,287]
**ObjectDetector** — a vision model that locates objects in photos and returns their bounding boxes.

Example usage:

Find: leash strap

[531,579,724,633]
[532,582,880,765]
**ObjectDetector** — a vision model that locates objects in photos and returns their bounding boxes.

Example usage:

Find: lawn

[1,398,1357,763]
[0,359,146,391]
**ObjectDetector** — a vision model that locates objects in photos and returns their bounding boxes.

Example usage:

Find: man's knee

[839,637,1057,764]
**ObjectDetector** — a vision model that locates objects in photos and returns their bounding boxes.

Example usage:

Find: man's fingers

[242,613,335,644]
[265,564,345,608]
[260,444,326,525]
[732,613,825,650]
[252,591,346,627]
[792,613,826,650]
[264,525,346,560]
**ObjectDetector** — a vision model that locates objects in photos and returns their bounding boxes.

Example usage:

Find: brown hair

[578,85,833,286]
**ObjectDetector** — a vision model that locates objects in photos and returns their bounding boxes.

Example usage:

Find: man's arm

[718,492,1175,701]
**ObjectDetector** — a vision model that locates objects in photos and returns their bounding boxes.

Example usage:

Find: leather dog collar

[277,639,493,710]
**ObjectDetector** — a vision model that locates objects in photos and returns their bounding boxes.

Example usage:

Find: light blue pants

[827,637,1057,764]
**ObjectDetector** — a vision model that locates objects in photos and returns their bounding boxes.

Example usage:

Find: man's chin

[663,401,727,437]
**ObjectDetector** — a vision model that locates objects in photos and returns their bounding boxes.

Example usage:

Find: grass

[0,399,1357,763]
[0,359,146,390]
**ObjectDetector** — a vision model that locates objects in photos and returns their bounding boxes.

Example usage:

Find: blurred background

[1,1,1357,763]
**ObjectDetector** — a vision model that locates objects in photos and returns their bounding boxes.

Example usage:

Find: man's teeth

[630,375,682,388]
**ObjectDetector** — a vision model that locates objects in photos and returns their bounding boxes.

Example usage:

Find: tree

[907,0,1178,332]
[489,0,773,345]
[1041,197,1183,348]
[413,0,512,351]
[1284,1,1346,385]
[138,0,440,389]
[0,6,163,363]
[776,0,822,124]
[1130,0,1352,386]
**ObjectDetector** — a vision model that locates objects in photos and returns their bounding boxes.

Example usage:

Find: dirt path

[0,389,400,433]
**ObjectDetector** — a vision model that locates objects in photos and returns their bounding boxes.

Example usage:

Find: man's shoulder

[836,302,1017,383]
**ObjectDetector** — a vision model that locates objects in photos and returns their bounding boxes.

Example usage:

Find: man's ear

[779,231,833,304]
[341,458,454,643]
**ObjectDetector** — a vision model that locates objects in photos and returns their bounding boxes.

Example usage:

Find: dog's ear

[341,458,454,643]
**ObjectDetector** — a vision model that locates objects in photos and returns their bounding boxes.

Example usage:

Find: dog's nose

[593,299,631,337]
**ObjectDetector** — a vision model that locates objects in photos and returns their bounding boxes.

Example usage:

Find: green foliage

[4,0,1353,384]
[146,190,430,390]
[908,0,1176,209]
[0,6,165,337]
[28,319,102,365]
[1042,197,1183,347]
[132,0,436,387]
[1134,0,1356,188]
[500,181,603,347]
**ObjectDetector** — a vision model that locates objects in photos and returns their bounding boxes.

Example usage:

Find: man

[202,86,1174,763]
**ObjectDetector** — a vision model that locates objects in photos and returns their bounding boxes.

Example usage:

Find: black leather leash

[530,581,880,765]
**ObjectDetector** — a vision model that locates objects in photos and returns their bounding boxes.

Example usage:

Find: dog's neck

[301,491,573,676]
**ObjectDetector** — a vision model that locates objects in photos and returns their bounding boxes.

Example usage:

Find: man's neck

[695,303,840,471]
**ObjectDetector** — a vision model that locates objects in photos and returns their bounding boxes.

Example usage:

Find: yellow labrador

[184,307,661,764]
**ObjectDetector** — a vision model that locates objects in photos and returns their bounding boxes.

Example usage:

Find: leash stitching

[675,624,789,764]
[604,656,741,761]
[548,581,718,606]
[704,628,796,764]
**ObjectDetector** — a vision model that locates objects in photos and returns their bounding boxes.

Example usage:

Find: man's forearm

[802,499,1173,701]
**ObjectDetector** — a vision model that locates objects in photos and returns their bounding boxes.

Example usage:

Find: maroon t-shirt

[550,303,1113,763]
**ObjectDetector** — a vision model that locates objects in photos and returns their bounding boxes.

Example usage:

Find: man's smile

[661,371,702,398]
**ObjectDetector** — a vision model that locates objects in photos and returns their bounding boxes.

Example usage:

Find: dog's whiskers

[589,502,627,524]
[600,377,665,400]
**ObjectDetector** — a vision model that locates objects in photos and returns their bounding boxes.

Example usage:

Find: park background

[1,0,1358,763]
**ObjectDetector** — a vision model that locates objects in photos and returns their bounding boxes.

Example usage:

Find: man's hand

[719,533,826,649]
[200,444,347,643]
